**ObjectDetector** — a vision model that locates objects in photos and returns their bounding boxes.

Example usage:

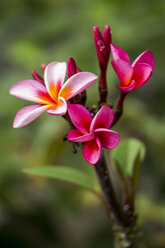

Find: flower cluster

[10,25,154,164]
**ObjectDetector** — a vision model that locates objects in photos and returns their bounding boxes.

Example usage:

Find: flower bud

[93,25,111,69]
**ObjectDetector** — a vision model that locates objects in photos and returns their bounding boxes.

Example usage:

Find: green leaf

[23,166,95,191]
[112,138,146,178]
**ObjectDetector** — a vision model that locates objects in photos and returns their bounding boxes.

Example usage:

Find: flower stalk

[94,154,128,228]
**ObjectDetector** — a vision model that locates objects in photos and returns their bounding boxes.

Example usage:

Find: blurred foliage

[0,0,165,247]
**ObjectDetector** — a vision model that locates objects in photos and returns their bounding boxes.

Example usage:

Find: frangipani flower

[110,44,154,92]
[9,62,97,128]
[67,104,119,165]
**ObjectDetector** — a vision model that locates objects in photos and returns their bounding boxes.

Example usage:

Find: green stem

[113,223,146,248]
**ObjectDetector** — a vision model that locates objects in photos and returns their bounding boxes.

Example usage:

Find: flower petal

[110,44,130,64]
[13,104,48,128]
[47,97,67,116]
[94,128,120,149]
[59,72,97,100]
[44,62,67,101]
[67,129,94,143]
[111,60,133,86]
[132,63,153,89]
[83,137,102,165]
[9,79,53,104]
[115,80,136,92]
[132,50,155,70]
[90,106,114,132]
[67,104,92,134]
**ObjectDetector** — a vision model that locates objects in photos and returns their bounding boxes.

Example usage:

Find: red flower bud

[93,25,111,69]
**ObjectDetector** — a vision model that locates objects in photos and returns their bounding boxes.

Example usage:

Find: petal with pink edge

[132,63,152,89]
[9,79,53,104]
[111,60,133,86]
[44,62,67,101]
[83,137,102,165]
[90,106,114,132]
[68,104,92,134]
[59,72,97,100]
[110,44,130,64]
[67,129,94,143]
[132,50,155,70]
[94,128,120,149]
[13,104,48,128]
[47,97,67,116]
[115,80,136,92]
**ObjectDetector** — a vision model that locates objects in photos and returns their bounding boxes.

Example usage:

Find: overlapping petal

[67,129,94,143]
[111,60,133,86]
[9,79,53,104]
[94,128,120,149]
[44,62,67,101]
[68,104,92,134]
[132,50,155,70]
[13,104,48,128]
[90,106,114,132]
[59,72,97,100]
[83,137,102,165]
[132,63,152,89]
[110,44,130,64]
[47,97,67,116]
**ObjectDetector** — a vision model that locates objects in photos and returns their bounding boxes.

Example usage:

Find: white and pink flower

[10,62,97,128]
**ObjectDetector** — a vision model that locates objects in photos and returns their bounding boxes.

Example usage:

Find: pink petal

[67,104,92,134]
[115,80,136,92]
[111,60,133,86]
[47,97,67,116]
[132,63,153,89]
[67,129,94,143]
[90,106,114,132]
[44,62,67,101]
[132,50,155,70]
[83,137,102,165]
[13,104,48,128]
[94,128,120,149]
[9,79,53,104]
[59,72,97,100]
[110,44,130,64]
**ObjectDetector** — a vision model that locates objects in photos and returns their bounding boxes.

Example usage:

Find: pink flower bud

[41,64,46,72]
[93,25,111,69]
[68,57,77,78]
[31,71,44,84]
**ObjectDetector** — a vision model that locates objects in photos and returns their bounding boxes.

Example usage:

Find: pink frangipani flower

[110,44,154,92]
[10,62,97,128]
[67,104,119,165]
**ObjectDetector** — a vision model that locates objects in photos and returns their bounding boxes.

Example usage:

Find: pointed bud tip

[93,26,100,33]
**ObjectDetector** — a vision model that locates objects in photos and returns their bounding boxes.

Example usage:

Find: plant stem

[113,224,146,248]
[94,154,128,228]
[112,91,128,126]
[98,67,108,105]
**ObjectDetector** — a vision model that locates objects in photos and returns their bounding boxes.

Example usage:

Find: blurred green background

[1,0,165,247]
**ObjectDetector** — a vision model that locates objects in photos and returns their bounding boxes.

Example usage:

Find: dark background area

[0,0,165,247]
